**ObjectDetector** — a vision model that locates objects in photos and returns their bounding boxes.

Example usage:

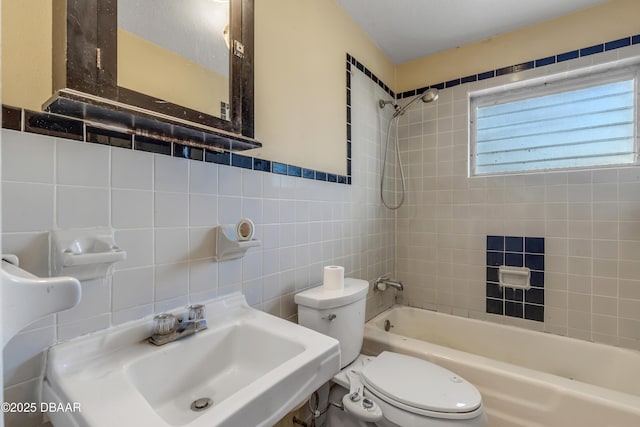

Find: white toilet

[295,278,488,427]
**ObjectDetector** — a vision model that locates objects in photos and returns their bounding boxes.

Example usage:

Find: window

[469,66,638,176]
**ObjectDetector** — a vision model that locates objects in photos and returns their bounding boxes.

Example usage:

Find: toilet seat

[359,351,482,420]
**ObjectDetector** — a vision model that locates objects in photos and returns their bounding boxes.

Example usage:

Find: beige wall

[1,0,51,110]
[252,0,394,174]
[395,0,640,92]
[1,0,638,174]
[118,29,229,118]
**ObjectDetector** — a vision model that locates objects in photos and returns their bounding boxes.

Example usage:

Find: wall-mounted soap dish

[498,265,531,290]
[51,228,126,280]
[213,224,260,262]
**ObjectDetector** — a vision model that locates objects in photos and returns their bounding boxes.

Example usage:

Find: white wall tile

[154,192,188,227]
[189,259,218,294]
[112,267,154,311]
[2,130,54,183]
[2,182,54,232]
[189,161,218,194]
[189,194,217,226]
[112,148,153,190]
[218,164,242,196]
[112,189,153,228]
[113,229,154,269]
[155,262,189,301]
[56,139,109,187]
[56,186,109,228]
[218,196,242,224]
[3,326,55,387]
[155,228,189,264]
[155,155,188,192]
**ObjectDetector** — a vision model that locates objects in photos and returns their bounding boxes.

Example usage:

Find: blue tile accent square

[478,71,495,80]
[524,304,544,322]
[431,82,445,90]
[272,162,288,175]
[287,165,302,177]
[633,35,640,45]
[505,252,523,267]
[530,271,544,287]
[485,234,545,322]
[445,79,460,88]
[505,288,523,302]
[338,175,347,184]
[496,65,514,76]
[486,283,503,299]
[174,144,203,161]
[580,44,604,56]
[505,301,523,318]
[487,251,504,266]
[315,172,327,181]
[557,50,579,62]
[302,168,315,179]
[487,235,504,251]
[253,158,271,172]
[505,236,523,252]
[525,288,544,305]
[205,150,230,165]
[486,299,503,315]
[513,61,534,72]
[134,136,171,156]
[486,267,499,283]
[525,237,545,254]
[525,254,545,271]
[232,153,253,169]
[461,74,477,84]
[328,174,337,183]
[605,37,630,51]
[535,56,555,67]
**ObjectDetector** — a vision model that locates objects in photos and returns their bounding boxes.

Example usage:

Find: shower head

[378,88,439,118]
[392,88,439,118]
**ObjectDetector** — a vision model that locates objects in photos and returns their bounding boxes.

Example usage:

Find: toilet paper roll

[236,218,255,241]
[323,265,345,291]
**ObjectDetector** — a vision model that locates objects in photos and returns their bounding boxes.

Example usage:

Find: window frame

[469,59,640,177]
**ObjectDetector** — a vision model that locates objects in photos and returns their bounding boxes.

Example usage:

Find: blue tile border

[2,105,350,186]
[397,33,640,99]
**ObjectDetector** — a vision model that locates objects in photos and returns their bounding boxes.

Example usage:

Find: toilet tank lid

[294,278,369,309]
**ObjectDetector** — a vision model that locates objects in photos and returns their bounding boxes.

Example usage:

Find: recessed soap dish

[498,265,531,290]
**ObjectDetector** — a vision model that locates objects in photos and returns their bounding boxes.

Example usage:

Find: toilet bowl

[295,279,488,427]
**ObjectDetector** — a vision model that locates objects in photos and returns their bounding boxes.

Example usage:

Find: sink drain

[191,397,213,412]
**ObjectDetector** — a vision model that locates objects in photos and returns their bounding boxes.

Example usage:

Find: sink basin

[43,293,340,427]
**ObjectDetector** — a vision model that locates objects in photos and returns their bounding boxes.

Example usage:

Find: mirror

[117,0,230,120]
[49,0,256,147]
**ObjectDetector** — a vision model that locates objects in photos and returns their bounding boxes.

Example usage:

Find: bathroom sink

[43,293,340,427]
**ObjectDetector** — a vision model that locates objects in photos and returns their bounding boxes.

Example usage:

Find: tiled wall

[0,65,395,427]
[395,41,640,350]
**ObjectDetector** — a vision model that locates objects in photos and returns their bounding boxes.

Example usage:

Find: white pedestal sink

[43,293,340,427]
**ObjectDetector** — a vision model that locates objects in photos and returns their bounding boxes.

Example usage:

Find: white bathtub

[362,306,640,427]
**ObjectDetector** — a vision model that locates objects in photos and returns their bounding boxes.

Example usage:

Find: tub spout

[374,276,404,291]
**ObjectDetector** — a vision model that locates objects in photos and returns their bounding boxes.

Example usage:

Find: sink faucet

[374,276,404,292]
[149,304,208,346]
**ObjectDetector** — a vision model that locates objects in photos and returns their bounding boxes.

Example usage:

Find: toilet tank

[295,278,369,368]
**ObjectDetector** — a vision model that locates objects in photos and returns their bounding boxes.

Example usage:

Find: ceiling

[336,0,610,64]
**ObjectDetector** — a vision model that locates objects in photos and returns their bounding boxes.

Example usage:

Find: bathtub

[362,306,640,427]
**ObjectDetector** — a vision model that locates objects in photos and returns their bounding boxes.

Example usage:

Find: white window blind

[470,69,638,176]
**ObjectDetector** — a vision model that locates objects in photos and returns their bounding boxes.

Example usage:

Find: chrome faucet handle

[188,304,206,321]
[152,313,177,336]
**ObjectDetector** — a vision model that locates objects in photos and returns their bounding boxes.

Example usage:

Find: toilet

[295,278,488,427]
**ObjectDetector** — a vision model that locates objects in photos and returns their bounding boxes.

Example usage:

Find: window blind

[471,73,637,176]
